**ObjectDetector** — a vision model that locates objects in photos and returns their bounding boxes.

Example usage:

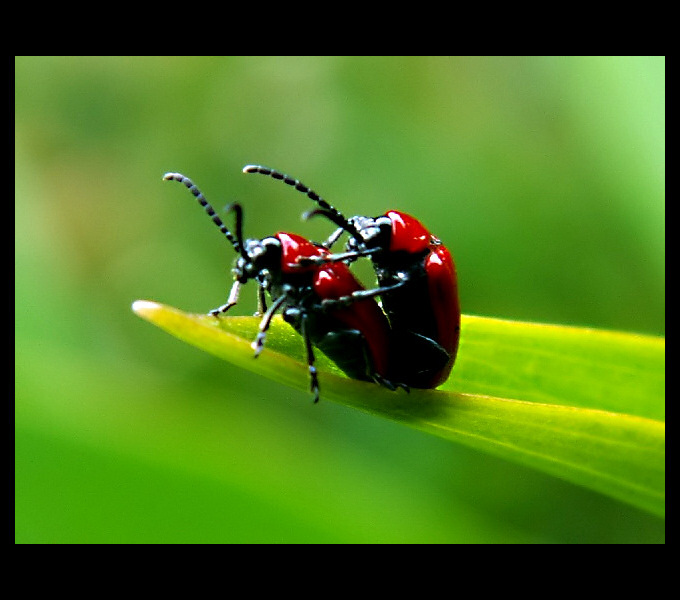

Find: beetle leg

[294,247,378,267]
[321,226,346,249]
[319,278,408,311]
[209,280,241,316]
[372,373,410,393]
[254,285,267,317]
[251,294,287,357]
[300,313,320,403]
[373,373,396,391]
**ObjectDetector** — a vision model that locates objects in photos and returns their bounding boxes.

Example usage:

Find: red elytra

[278,232,391,378]
[386,210,431,254]
[312,263,391,378]
[275,232,389,375]
[277,232,325,273]
[423,243,459,387]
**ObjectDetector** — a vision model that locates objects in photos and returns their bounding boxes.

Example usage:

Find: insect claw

[251,332,266,357]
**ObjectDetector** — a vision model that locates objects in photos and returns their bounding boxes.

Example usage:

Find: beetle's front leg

[251,294,286,357]
[209,280,241,316]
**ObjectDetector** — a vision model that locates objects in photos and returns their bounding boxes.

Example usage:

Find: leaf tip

[131,299,162,320]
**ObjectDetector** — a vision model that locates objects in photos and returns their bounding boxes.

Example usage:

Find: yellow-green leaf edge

[132,300,665,517]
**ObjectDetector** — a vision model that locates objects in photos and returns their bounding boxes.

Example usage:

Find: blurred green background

[15,56,664,543]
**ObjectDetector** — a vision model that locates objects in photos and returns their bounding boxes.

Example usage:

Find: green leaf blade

[431,396,665,518]
[132,300,665,517]
[450,315,665,421]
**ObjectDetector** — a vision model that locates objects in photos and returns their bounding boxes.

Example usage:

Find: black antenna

[223,202,247,260]
[303,208,353,232]
[242,165,362,241]
[163,173,245,258]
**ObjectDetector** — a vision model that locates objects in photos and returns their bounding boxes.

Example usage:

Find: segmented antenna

[163,172,245,257]
[241,165,362,241]
[303,208,352,232]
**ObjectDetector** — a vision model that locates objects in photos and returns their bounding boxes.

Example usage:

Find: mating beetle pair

[163,166,460,402]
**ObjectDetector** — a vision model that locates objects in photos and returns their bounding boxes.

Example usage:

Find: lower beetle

[163,172,405,402]
[242,165,460,388]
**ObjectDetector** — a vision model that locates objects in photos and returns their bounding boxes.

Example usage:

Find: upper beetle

[242,165,460,388]
[163,172,406,402]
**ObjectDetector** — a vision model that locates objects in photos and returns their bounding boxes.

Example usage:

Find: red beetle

[242,165,460,388]
[163,172,405,402]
